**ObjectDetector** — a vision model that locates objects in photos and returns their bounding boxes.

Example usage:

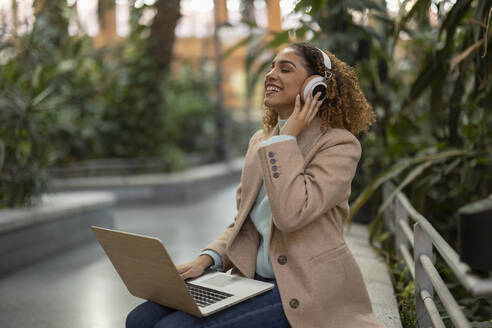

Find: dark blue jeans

[126,274,290,328]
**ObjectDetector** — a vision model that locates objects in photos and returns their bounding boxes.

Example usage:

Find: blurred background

[0,0,491,327]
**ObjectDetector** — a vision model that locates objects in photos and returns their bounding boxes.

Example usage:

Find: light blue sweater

[200,119,295,278]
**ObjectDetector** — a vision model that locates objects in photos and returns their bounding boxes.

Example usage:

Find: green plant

[375,227,417,328]
[0,1,99,207]
[163,64,218,159]
[0,1,235,207]
[392,265,416,328]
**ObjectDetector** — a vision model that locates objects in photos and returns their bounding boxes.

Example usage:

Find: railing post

[414,222,434,328]
[395,197,409,259]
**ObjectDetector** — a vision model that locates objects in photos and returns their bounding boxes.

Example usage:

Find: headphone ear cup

[300,75,327,103]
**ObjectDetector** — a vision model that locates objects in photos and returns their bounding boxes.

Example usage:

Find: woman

[126,42,385,328]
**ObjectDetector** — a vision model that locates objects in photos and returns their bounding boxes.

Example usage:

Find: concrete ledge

[0,192,115,277]
[345,223,403,328]
[49,158,244,206]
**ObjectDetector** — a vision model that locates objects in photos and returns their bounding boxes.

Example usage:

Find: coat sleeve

[256,129,361,233]
[201,130,262,272]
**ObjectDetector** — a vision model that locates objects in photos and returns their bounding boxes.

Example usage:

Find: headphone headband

[316,47,331,70]
[315,47,332,80]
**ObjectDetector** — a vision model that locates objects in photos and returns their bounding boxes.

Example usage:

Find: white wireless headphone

[300,47,332,103]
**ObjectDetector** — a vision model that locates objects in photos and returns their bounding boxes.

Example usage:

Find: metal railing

[382,182,492,328]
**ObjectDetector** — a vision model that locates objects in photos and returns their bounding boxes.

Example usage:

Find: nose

[265,68,278,83]
[265,70,277,84]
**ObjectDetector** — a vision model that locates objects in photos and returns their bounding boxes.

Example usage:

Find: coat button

[268,151,275,158]
[273,172,280,178]
[270,158,276,164]
[277,255,287,265]
[271,165,278,171]
[289,298,299,309]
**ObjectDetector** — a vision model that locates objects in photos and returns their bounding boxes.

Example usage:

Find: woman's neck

[275,106,294,119]
[278,111,292,120]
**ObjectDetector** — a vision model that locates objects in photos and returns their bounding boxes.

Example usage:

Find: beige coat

[204,116,386,328]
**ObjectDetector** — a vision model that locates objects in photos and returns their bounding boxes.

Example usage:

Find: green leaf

[0,139,4,170]
[393,0,431,47]
[349,149,471,224]
[31,86,55,107]
[344,0,386,13]
[266,31,290,48]
[376,161,432,219]
[461,163,479,190]
[439,0,473,36]
[32,65,43,90]
[406,55,440,105]
[58,59,76,72]
[443,158,461,175]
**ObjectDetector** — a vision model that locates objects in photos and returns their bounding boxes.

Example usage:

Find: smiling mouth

[265,86,282,95]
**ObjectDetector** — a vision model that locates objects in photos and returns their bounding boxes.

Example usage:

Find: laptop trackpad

[202,275,243,287]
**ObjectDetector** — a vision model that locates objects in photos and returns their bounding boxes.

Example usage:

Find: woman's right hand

[176,254,213,280]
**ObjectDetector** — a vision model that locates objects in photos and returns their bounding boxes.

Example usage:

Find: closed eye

[266,65,292,73]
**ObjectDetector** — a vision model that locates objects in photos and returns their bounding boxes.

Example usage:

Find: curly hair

[262,42,375,136]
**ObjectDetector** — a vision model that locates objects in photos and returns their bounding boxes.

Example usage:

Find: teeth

[266,86,281,92]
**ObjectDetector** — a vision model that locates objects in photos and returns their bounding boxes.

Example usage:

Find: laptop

[91,226,274,317]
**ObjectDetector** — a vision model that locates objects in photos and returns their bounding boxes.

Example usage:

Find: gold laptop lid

[91,226,202,317]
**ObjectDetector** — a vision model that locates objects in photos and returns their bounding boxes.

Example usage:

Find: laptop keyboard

[185,282,233,308]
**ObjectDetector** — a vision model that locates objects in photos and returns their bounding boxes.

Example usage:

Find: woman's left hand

[280,91,323,137]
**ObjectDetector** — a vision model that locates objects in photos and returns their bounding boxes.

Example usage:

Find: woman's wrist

[198,254,213,269]
[279,125,299,137]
